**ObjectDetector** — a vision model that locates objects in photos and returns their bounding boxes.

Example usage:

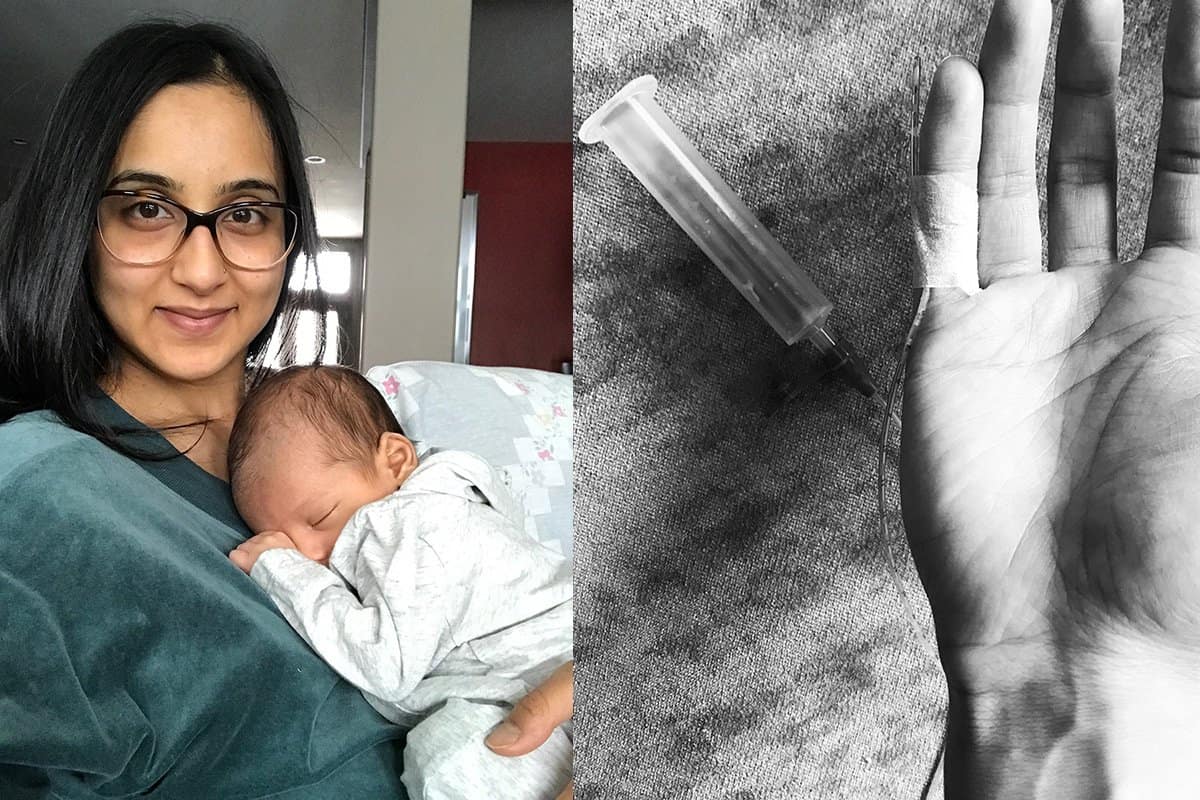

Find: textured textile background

[573,1,1168,797]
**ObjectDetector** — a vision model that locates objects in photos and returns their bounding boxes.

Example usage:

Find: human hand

[229,531,298,574]
[485,660,573,800]
[901,0,1200,795]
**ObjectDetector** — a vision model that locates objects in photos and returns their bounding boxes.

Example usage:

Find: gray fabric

[573,1,1166,797]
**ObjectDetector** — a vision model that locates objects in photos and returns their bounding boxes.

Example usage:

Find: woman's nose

[169,226,229,293]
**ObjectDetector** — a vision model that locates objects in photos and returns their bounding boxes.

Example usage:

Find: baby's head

[229,365,418,564]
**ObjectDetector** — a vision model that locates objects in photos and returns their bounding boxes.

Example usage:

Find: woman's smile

[156,305,236,337]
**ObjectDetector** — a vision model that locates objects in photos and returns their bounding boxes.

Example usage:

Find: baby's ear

[378,432,418,484]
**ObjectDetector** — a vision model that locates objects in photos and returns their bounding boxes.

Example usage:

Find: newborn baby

[227,365,572,800]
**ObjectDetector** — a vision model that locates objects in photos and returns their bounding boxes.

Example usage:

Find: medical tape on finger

[910,173,981,295]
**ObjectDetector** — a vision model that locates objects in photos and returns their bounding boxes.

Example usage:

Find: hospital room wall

[461,0,572,372]
[361,1,470,368]
[463,141,572,372]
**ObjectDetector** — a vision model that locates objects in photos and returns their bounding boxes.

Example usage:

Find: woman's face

[91,82,288,386]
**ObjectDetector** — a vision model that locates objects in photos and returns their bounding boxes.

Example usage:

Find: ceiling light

[304,155,326,165]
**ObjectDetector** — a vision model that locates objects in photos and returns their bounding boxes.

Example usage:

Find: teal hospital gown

[0,394,408,799]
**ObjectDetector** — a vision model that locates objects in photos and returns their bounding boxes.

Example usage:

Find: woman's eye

[233,208,261,224]
[126,200,169,220]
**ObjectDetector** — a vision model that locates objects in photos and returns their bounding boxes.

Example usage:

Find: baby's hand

[229,531,298,574]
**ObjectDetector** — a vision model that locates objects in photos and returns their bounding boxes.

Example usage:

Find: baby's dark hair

[229,366,404,487]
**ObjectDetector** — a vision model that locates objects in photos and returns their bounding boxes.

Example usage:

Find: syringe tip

[807,325,877,398]
[763,327,877,414]
[825,335,878,399]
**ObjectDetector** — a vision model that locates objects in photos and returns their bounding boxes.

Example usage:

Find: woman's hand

[902,0,1200,796]
[229,531,298,574]
[486,660,573,799]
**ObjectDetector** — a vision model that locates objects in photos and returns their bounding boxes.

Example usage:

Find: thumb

[486,661,573,756]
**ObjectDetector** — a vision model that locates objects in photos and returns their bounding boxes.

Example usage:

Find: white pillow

[365,361,573,557]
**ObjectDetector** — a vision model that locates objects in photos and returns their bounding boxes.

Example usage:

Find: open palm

[905,253,1200,655]
[900,0,1200,737]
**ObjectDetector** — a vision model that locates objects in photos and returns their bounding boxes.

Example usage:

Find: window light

[289,250,352,295]
[295,310,319,364]
[323,311,340,366]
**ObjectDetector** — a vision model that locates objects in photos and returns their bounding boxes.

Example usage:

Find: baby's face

[235,427,400,564]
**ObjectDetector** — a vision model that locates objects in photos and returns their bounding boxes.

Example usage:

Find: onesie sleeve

[250,454,571,716]
[250,520,454,708]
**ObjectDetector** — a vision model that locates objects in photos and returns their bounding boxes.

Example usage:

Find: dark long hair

[0,21,325,456]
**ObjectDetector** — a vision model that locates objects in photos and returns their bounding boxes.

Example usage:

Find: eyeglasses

[96,190,299,271]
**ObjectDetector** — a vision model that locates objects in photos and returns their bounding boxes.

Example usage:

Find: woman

[0,21,570,798]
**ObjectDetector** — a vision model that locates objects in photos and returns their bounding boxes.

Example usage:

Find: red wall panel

[462,141,572,372]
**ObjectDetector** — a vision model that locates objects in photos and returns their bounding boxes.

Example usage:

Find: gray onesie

[251,450,573,800]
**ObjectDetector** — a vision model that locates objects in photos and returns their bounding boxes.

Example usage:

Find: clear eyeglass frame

[95,189,300,271]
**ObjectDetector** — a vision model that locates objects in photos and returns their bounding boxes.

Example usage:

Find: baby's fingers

[228,547,255,574]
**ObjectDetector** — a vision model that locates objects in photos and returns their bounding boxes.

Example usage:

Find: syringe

[579,75,877,402]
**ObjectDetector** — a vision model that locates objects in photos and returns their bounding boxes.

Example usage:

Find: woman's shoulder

[0,409,242,554]
[0,409,128,488]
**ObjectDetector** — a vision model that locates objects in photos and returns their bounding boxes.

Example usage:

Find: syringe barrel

[579,75,833,345]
